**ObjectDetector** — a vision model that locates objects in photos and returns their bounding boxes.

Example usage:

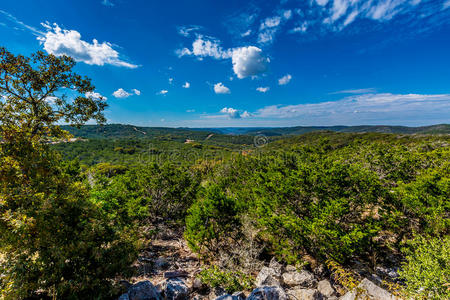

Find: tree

[0,48,137,299]
[0,47,106,142]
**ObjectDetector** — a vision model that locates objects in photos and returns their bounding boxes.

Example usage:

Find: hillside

[63,124,450,139]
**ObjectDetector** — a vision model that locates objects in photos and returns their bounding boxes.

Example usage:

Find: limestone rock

[247,286,287,300]
[286,288,323,300]
[256,267,281,287]
[128,281,162,300]
[281,270,317,288]
[339,278,397,300]
[317,279,335,298]
[163,278,189,300]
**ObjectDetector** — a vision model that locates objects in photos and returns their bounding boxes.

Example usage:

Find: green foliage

[0,48,137,299]
[185,184,240,254]
[199,265,254,293]
[399,235,450,300]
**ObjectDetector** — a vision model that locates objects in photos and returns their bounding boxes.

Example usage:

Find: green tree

[0,48,137,299]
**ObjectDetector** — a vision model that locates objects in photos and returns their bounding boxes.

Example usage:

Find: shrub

[199,265,253,293]
[399,235,450,300]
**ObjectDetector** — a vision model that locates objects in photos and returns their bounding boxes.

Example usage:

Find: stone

[154,257,170,270]
[164,270,189,278]
[285,265,297,272]
[281,270,317,288]
[269,258,283,275]
[247,286,287,300]
[286,288,323,300]
[339,278,397,300]
[256,267,281,287]
[118,294,130,300]
[163,278,189,300]
[128,281,162,300]
[192,278,203,290]
[317,279,335,298]
[215,291,245,300]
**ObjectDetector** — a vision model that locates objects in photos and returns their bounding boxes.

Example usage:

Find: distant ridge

[62,124,450,139]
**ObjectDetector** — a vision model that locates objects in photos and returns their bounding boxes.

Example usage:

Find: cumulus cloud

[86,91,107,100]
[278,74,292,85]
[220,107,250,119]
[183,82,190,88]
[260,16,282,30]
[178,37,269,79]
[158,90,168,95]
[231,46,269,79]
[113,88,140,98]
[256,86,270,93]
[38,23,138,68]
[214,83,231,94]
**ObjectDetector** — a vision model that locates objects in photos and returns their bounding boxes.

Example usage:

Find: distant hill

[62,124,450,139]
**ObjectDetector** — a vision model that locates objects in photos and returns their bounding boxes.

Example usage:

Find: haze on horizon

[1,0,449,127]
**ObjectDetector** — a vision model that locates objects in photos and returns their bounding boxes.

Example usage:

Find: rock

[154,257,170,270]
[256,267,281,287]
[281,270,317,288]
[247,286,287,300]
[118,294,130,300]
[215,291,245,300]
[163,278,189,300]
[285,265,297,272]
[164,270,189,278]
[192,278,203,290]
[317,280,335,298]
[286,288,323,300]
[339,278,397,300]
[128,281,162,300]
[269,258,283,275]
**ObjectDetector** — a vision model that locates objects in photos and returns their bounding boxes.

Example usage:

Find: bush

[399,235,450,300]
[185,184,240,254]
[199,265,253,293]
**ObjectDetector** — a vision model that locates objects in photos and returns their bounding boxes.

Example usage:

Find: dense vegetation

[1,48,449,299]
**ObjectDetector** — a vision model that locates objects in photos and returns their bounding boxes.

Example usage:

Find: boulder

[154,257,170,270]
[215,291,246,300]
[256,267,281,287]
[339,278,397,300]
[317,280,335,298]
[163,278,189,300]
[269,258,283,275]
[247,286,287,300]
[128,281,162,300]
[281,270,317,288]
[286,288,323,300]
[118,294,130,300]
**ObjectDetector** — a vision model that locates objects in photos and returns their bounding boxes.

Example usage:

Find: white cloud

[241,29,252,37]
[113,88,132,98]
[290,22,308,33]
[186,109,195,112]
[330,88,376,94]
[0,9,43,36]
[169,78,174,84]
[177,36,231,59]
[316,0,329,6]
[182,82,190,88]
[178,37,269,79]
[231,46,269,79]
[254,93,450,125]
[177,25,202,37]
[278,74,292,85]
[260,16,282,30]
[220,107,250,119]
[444,0,450,9]
[101,0,114,6]
[38,23,138,68]
[256,86,270,93]
[283,10,293,20]
[158,90,168,95]
[132,89,141,96]
[214,83,231,94]
[86,91,107,100]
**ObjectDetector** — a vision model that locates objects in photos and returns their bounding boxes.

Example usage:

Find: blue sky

[1,0,450,127]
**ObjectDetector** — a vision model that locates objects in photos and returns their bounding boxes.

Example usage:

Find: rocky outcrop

[317,280,335,298]
[340,278,398,300]
[247,286,287,300]
[128,280,162,300]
